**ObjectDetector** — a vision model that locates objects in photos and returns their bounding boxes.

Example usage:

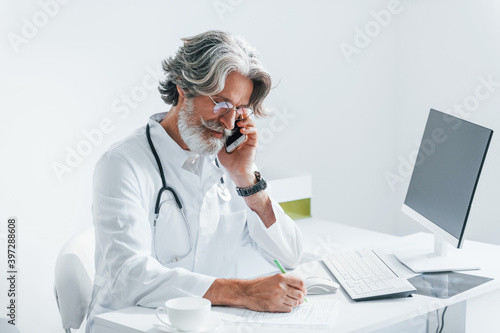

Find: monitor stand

[394,235,480,273]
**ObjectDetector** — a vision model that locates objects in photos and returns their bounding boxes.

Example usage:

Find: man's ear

[176,85,186,98]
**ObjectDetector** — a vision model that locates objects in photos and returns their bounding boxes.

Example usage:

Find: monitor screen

[404,109,493,247]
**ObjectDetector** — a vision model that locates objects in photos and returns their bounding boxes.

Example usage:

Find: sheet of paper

[212,299,340,328]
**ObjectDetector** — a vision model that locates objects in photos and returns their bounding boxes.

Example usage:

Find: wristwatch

[236,171,267,197]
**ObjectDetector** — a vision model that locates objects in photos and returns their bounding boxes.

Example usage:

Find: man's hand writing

[203,274,307,313]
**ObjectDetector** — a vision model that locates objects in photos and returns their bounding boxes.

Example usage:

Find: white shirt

[86,113,303,332]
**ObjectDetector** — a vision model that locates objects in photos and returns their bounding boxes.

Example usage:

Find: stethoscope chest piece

[217,184,232,201]
[214,158,231,201]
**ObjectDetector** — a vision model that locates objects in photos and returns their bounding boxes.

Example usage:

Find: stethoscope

[146,123,231,265]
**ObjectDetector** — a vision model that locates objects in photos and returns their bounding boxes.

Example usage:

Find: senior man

[86,30,305,332]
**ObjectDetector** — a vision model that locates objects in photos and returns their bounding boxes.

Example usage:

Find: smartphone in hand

[225,119,247,153]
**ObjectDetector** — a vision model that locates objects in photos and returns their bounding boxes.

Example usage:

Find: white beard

[177,99,232,155]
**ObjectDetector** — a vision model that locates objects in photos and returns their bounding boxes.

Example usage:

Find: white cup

[155,297,211,332]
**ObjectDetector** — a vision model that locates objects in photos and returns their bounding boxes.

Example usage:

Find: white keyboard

[322,249,416,301]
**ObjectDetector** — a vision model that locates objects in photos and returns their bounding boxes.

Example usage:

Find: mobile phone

[225,120,247,153]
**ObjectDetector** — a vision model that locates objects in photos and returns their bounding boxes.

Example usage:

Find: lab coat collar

[148,113,223,182]
[148,113,189,171]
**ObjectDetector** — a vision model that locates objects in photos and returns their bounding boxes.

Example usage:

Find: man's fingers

[280,302,295,312]
[280,275,306,306]
[240,126,256,135]
[238,117,256,135]
[286,295,302,306]
[289,289,306,302]
[284,275,307,293]
[237,116,254,128]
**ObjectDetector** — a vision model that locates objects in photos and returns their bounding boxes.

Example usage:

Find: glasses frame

[208,95,253,119]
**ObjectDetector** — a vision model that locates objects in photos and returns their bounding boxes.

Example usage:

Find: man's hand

[203,274,307,313]
[241,274,307,312]
[217,114,257,188]
[217,114,277,227]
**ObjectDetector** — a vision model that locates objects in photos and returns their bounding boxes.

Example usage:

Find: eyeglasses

[209,96,253,118]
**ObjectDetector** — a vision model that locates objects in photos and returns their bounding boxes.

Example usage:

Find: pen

[274,259,308,303]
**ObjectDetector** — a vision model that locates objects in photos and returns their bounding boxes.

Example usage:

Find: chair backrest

[54,227,95,331]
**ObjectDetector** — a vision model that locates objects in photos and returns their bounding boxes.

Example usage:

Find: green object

[273,259,308,303]
[279,198,311,220]
[274,259,287,274]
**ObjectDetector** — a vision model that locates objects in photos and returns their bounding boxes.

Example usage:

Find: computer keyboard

[322,249,416,301]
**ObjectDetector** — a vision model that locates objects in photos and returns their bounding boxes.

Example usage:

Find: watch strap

[236,171,267,197]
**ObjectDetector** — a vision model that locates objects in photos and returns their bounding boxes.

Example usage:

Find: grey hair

[158,30,272,117]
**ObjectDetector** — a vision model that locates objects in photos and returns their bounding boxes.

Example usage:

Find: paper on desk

[212,299,340,329]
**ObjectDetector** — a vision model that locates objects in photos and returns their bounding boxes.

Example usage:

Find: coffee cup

[155,297,211,332]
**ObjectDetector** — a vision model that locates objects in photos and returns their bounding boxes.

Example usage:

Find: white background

[1,0,499,332]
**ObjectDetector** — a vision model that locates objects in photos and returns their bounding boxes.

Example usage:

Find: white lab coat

[85,113,303,332]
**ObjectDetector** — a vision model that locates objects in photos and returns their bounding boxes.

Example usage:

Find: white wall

[390,0,500,245]
[0,0,499,332]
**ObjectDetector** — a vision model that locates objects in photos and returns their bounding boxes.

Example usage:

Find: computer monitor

[395,109,493,273]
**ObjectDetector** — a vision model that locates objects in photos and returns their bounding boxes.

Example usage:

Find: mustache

[200,118,232,138]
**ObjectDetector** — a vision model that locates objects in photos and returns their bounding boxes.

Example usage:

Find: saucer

[154,314,222,333]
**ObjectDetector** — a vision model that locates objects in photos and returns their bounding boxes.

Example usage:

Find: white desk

[94,218,500,333]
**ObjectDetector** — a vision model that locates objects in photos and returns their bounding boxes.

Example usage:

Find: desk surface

[94,218,500,333]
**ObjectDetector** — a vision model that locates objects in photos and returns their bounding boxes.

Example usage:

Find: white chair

[54,228,95,333]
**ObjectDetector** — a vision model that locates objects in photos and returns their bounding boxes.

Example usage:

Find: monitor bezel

[402,109,493,251]
[402,203,462,248]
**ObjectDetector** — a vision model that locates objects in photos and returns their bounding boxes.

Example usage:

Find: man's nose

[219,110,237,131]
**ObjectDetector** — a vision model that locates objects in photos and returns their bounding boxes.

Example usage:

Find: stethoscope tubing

[146,123,192,264]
